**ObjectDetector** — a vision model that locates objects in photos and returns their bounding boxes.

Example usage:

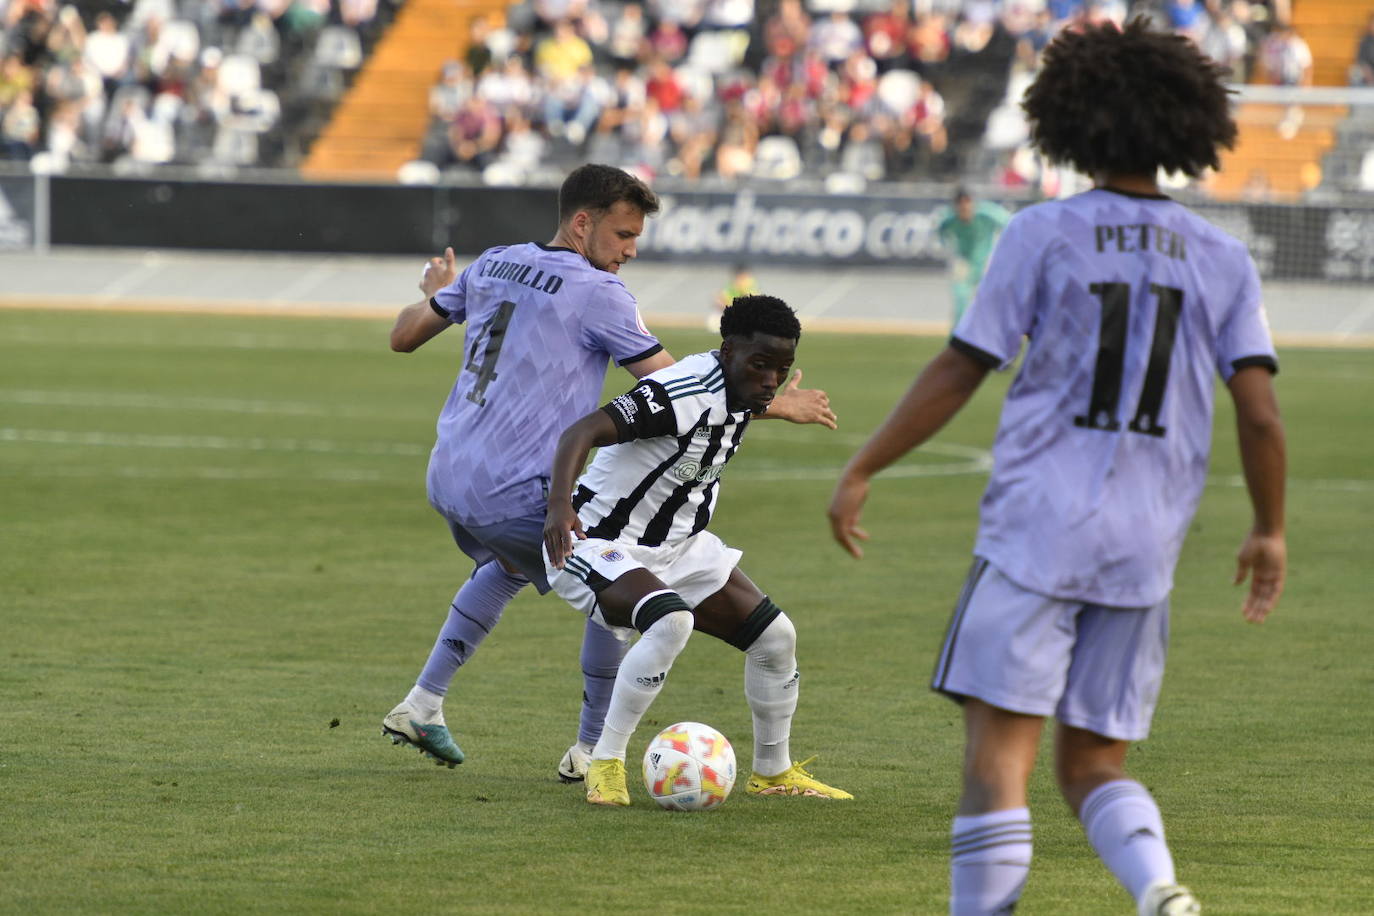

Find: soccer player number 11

[1074,281,1183,438]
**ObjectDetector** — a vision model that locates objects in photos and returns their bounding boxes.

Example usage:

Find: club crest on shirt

[600,548,625,562]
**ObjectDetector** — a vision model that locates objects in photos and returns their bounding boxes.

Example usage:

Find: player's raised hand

[420,246,458,297]
[1233,530,1286,623]
[827,472,871,559]
[543,499,586,569]
[768,369,838,429]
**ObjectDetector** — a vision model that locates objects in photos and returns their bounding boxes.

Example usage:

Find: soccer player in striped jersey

[543,295,851,806]
[828,21,1286,916]
[381,165,837,777]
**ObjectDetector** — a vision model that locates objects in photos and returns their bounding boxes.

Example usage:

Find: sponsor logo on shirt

[673,460,723,483]
[635,384,664,414]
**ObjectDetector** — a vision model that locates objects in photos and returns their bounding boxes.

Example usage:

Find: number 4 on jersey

[1074,282,1183,438]
[465,300,516,406]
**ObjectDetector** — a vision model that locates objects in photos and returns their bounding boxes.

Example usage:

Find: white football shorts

[545,531,742,631]
[931,557,1170,741]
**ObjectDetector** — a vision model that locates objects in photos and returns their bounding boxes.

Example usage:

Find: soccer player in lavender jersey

[543,295,850,806]
[828,21,1285,916]
[382,165,837,776]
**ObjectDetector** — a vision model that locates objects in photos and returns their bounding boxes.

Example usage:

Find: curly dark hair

[1022,18,1237,178]
[720,294,801,342]
[558,164,661,222]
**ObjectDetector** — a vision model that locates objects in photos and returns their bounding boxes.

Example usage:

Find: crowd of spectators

[0,0,1331,183]
[0,0,390,168]
[418,0,1304,189]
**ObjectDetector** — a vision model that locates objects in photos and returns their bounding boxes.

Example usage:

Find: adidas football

[642,721,736,811]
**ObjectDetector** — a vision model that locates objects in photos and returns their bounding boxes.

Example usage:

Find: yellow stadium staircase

[1211,0,1374,199]
[302,0,505,180]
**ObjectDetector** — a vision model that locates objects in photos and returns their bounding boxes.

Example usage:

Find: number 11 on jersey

[1074,281,1183,438]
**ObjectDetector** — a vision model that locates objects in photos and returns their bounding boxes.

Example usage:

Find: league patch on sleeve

[610,393,638,426]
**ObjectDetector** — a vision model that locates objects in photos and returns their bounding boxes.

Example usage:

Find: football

[642,721,736,812]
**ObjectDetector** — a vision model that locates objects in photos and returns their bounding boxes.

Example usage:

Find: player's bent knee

[727,597,789,652]
[751,612,796,664]
[641,610,694,657]
[632,590,694,635]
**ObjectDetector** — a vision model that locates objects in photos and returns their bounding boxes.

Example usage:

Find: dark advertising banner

[0,174,35,250]
[31,174,1374,282]
[46,178,556,256]
[640,189,1361,282]
[443,186,556,254]
[50,178,441,254]
[637,189,955,267]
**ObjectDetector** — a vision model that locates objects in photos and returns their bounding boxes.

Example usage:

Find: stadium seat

[219,54,263,98]
[397,159,441,184]
[154,20,202,73]
[753,135,802,181]
[687,30,747,75]
[876,69,921,117]
[315,26,364,71]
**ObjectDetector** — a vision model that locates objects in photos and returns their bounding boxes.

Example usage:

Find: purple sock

[416,563,527,696]
[577,618,630,747]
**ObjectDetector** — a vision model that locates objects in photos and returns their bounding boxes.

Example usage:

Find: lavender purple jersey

[426,242,662,528]
[952,188,1277,607]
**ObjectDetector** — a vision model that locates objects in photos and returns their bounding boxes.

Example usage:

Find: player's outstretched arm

[544,410,621,568]
[1228,366,1287,622]
[828,346,989,558]
[756,368,837,429]
[391,247,459,352]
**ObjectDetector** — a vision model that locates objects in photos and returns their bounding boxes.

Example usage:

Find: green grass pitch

[1,308,1371,914]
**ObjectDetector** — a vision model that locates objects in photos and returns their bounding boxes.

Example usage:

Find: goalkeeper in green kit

[936,188,1011,324]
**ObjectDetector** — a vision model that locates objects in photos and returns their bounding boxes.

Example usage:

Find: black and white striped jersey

[572,350,752,547]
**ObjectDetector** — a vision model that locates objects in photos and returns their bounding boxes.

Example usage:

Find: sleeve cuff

[1231,355,1279,376]
[949,336,1003,369]
[616,343,663,367]
[429,297,448,320]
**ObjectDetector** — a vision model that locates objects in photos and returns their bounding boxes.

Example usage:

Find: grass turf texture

[1,308,1371,914]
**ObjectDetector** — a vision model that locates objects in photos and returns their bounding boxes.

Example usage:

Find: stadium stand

[302,0,506,177]
[395,0,1347,194]
[4,0,1374,202]
[0,0,398,169]
[1209,0,1374,200]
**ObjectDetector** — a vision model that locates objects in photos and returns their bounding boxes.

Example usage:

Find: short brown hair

[557,164,660,223]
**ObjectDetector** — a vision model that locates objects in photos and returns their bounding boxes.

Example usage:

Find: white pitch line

[0,389,434,421]
[795,273,862,319]
[1334,300,1374,340]
[93,256,167,300]
[4,461,1371,494]
[4,426,1370,492]
[269,264,335,304]
[0,464,390,482]
[0,427,427,457]
[0,325,379,353]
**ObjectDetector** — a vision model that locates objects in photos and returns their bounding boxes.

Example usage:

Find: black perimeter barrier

[5,173,1374,281]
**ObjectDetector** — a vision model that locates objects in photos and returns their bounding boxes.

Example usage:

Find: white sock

[950,808,1032,916]
[404,684,445,725]
[743,613,799,777]
[591,608,693,762]
[1080,780,1176,905]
